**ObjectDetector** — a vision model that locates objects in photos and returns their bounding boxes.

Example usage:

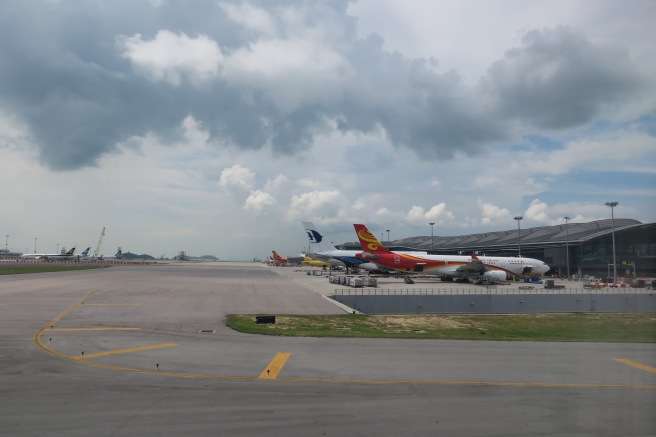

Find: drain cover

[198,329,215,333]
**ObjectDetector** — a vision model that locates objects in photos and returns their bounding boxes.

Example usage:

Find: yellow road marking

[615,358,656,374]
[259,352,291,379]
[34,291,96,361]
[71,343,177,360]
[33,294,656,389]
[50,327,141,331]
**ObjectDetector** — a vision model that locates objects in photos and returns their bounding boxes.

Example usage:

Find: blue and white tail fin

[302,222,339,253]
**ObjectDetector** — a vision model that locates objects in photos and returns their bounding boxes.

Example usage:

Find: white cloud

[405,203,455,224]
[479,200,512,225]
[527,131,656,176]
[219,164,255,190]
[220,1,278,37]
[118,30,224,85]
[222,38,353,111]
[264,174,288,192]
[243,190,277,212]
[287,190,341,219]
[524,199,551,224]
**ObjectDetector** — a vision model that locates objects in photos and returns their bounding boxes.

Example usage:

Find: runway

[1,262,654,436]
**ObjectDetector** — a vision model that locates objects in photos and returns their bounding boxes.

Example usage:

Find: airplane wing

[453,255,487,275]
[306,252,331,261]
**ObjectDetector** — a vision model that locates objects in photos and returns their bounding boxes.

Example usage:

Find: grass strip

[227,313,656,342]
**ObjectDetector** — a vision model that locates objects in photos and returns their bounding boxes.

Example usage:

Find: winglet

[353,224,392,254]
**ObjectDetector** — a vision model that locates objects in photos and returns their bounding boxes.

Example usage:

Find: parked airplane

[301,256,331,268]
[21,246,76,260]
[77,247,91,260]
[353,224,550,283]
[302,221,426,272]
[271,250,288,263]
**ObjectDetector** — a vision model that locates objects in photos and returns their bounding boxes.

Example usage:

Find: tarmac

[0,261,654,436]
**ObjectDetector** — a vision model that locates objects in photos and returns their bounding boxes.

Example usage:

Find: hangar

[341,219,656,280]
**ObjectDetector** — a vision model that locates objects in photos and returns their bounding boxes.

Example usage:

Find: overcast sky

[1,0,654,260]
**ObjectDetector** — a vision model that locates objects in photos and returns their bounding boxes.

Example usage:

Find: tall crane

[93,227,105,259]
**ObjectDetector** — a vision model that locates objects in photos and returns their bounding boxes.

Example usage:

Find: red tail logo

[353,224,391,254]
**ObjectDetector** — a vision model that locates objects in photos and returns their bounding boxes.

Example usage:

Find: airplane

[353,224,550,283]
[76,247,92,260]
[271,250,288,263]
[302,221,426,273]
[301,256,331,268]
[21,246,77,260]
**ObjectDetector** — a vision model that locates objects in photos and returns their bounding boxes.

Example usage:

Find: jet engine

[482,270,507,281]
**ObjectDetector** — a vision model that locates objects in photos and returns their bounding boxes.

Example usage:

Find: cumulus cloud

[524,199,551,224]
[219,164,255,190]
[118,30,224,86]
[479,200,511,225]
[287,190,341,219]
[243,190,277,212]
[405,203,455,224]
[219,1,278,37]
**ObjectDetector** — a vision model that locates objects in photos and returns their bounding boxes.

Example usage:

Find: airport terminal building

[342,219,656,279]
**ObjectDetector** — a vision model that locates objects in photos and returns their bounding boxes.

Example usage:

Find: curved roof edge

[344,219,653,251]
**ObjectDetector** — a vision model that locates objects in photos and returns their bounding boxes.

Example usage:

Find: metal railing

[332,288,655,296]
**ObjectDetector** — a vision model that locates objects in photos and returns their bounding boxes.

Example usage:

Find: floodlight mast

[563,216,570,279]
[513,216,523,257]
[605,202,618,282]
[429,222,435,253]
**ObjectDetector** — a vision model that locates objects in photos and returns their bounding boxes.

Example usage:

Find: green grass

[226,313,656,342]
[0,264,109,275]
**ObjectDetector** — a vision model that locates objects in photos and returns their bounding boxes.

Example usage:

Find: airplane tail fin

[353,224,393,255]
[302,222,338,252]
[82,247,91,256]
[66,247,76,255]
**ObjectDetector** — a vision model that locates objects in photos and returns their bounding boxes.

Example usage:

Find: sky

[1,0,655,260]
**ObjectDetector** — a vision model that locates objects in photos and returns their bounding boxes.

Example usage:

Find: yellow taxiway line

[33,292,656,389]
[615,358,656,374]
[71,343,177,360]
[258,352,291,379]
[79,303,142,306]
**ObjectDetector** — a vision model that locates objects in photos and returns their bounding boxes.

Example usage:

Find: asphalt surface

[1,262,654,436]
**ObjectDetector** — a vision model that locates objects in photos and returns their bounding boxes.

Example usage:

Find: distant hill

[121,252,155,260]
[121,252,219,261]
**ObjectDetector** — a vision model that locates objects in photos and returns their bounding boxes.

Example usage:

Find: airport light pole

[429,222,435,253]
[563,216,570,280]
[5,235,8,252]
[513,216,523,257]
[34,237,37,254]
[386,229,390,245]
[605,201,618,282]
